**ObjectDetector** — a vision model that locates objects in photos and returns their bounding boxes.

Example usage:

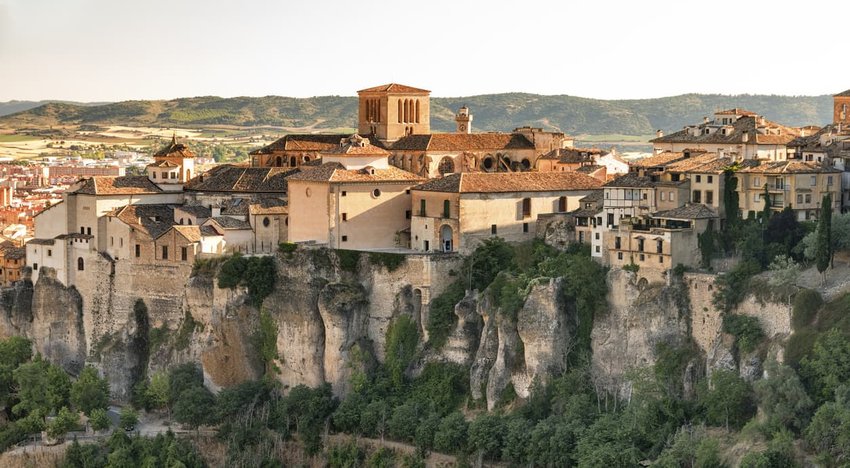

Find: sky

[0,0,848,102]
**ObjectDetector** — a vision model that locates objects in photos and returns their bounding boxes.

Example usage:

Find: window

[669,191,674,201]
[754,193,760,203]
[372,188,382,197]
[181,247,188,261]
[696,175,702,183]
[797,194,803,204]
[77,257,84,271]
[81,227,85,234]
[660,192,666,201]
[659,256,664,263]
[522,198,531,218]
[828,176,834,186]
[419,199,426,216]
[523,223,529,233]
[805,194,812,204]
[33,263,38,271]
[341,191,347,197]
[87,227,91,236]
[342,213,348,221]
[607,213,614,226]
[152,172,156,179]
[110,237,114,246]
[595,232,600,240]
[443,200,451,218]
[656,240,663,254]
[692,190,701,203]
[595,246,600,253]
[342,235,348,242]
[707,175,713,183]
[811,176,817,187]
[171,172,177,179]
[558,196,567,212]
[162,246,168,260]
[135,244,141,258]
[47,249,52,257]
[119,238,123,247]
[262,217,270,227]
[638,238,645,252]
[753,177,761,188]
[640,254,645,261]
[405,189,411,194]
[491,224,497,235]
[405,210,411,219]
[642,193,647,200]
[615,237,621,249]
[617,252,623,260]
[705,190,714,205]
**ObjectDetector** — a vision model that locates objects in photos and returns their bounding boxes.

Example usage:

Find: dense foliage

[217,254,276,306]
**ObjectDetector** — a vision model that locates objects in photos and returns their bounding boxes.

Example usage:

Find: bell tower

[357,83,430,143]
[834,90,850,125]
[455,105,472,134]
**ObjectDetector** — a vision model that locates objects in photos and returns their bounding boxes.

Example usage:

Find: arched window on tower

[77,257,84,271]
[404,99,409,123]
[398,100,402,123]
[416,100,420,123]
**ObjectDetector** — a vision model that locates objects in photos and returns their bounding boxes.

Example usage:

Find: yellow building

[0,243,25,286]
[736,161,841,220]
[410,172,601,254]
[286,135,423,249]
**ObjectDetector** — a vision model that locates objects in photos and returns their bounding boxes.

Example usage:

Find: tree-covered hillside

[0,93,834,135]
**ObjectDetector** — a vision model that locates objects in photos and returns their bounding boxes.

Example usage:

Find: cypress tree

[815,193,832,282]
[761,185,772,226]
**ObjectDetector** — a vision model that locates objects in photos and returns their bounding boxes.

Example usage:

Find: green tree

[384,315,419,389]
[815,194,833,282]
[12,355,70,418]
[740,430,798,468]
[89,407,111,432]
[468,413,506,463]
[722,314,765,354]
[70,366,109,416]
[145,372,170,413]
[119,407,138,430]
[46,406,79,440]
[173,385,216,432]
[753,361,813,433]
[804,389,850,466]
[575,414,642,467]
[0,336,32,410]
[255,309,279,376]
[800,329,850,405]
[501,415,532,464]
[167,363,204,404]
[387,401,421,442]
[698,369,755,430]
[433,412,467,454]
[698,228,717,269]
[761,185,772,226]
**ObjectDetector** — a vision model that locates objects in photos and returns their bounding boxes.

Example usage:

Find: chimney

[703,117,709,124]
[742,131,749,143]
[656,129,664,138]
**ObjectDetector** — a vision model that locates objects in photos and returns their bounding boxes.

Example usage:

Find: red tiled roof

[288,162,424,184]
[391,133,535,152]
[323,135,391,157]
[358,83,430,94]
[737,161,842,174]
[184,165,298,193]
[74,176,163,195]
[651,115,801,146]
[835,90,850,97]
[154,136,195,158]
[413,171,601,194]
[249,134,350,155]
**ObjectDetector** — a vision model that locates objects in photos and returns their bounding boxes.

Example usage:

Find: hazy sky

[1,0,847,101]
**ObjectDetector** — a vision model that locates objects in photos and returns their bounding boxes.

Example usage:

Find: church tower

[357,83,430,143]
[835,90,850,126]
[455,106,472,134]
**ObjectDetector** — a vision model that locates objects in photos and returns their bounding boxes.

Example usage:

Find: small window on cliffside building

[77,257,84,271]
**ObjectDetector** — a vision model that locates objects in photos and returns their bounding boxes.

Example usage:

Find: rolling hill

[0,93,835,136]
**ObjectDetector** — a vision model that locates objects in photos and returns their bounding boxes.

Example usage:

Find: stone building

[0,243,25,286]
[650,109,807,161]
[409,172,601,254]
[286,134,423,249]
[736,160,841,220]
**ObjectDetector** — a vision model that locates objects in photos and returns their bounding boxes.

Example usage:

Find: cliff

[0,249,794,407]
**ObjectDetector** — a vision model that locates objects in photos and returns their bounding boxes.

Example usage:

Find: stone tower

[455,105,472,134]
[835,90,850,126]
[357,83,430,143]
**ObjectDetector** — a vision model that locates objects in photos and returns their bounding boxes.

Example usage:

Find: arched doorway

[440,225,453,252]
[438,156,454,175]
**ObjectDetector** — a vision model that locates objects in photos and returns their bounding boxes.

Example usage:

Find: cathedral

[250,83,574,178]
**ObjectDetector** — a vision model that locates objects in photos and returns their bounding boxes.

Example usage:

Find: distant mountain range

[0,94,835,136]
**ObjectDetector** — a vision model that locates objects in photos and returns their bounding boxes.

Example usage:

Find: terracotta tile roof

[604,173,656,188]
[207,216,252,230]
[413,172,601,194]
[835,90,850,97]
[147,160,180,168]
[358,83,430,94]
[663,153,732,173]
[74,176,163,195]
[288,162,424,184]
[391,133,535,152]
[322,135,391,157]
[175,205,212,218]
[653,203,718,220]
[714,108,757,116]
[171,225,202,243]
[539,147,606,163]
[737,160,842,174]
[580,190,604,203]
[576,164,605,174]
[249,134,349,155]
[154,136,195,158]
[184,165,298,193]
[220,198,249,216]
[249,198,287,215]
[651,115,801,146]
[631,151,691,168]
[108,204,177,239]
[570,208,601,218]
[201,225,222,236]
[2,246,25,260]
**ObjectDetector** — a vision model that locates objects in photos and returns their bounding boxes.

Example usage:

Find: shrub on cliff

[217,254,276,307]
[722,314,765,354]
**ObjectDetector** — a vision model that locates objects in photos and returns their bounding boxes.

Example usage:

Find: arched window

[289,156,297,167]
[415,100,420,123]
[443,200,451,218]
[77,257,84,271]
[263,217,270,227]
[397,100,402,123]
[403,99,409,123]
[558,196,567,212]
[275,156,282,167]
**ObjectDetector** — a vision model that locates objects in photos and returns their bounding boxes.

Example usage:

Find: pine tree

[815,194,832,283]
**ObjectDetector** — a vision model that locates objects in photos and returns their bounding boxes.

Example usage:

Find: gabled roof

[322,135,391,157]
[391,133,535,152]
[288,162,424,184]
[2,246,25,260]
[358,83,430,94]
[413,172,602,194]
[74,176,163,195]
[169,225,202,243]
[154,135,195,158]
[175,205,212,218]
[249,134,350,155]
[147,160,180,168]
[737,160,842,174]
[206,216,252,230]
[603,173,656,188]
[107,204,177,239]
[651,115,802,146]
[184,165,298,193]
[580,190,604,203]
[835,90,850,97]
[652,203,718,220]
